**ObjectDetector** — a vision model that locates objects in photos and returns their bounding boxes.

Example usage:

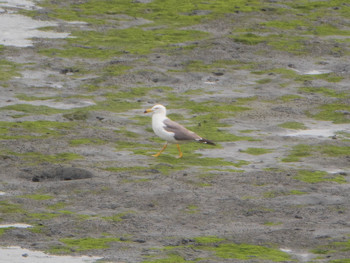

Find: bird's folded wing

[163,118,201,141]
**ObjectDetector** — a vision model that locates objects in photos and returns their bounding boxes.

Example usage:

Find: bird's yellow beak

[144,108,152,114]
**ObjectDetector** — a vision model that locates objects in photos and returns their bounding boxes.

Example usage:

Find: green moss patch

[0,104,65,116]
[37,0,263,26]
[63,110,89,121]
[294,170,346,184]
[232,33,309,54]
[178,59,243,73]
[194,236,225,244]
[40,27,208,59]
[311,103,350,124]
[58,237,121,252]
[102,211,134,222]
[282,144,313,162]
[184,205,199,214]
[142,254,194,263]
[47,202,67,210]
[145,235,291,262]
[0,59,21,81]
[318,145,350,157]
[278,95,302,102]
[0,120,75,140]
[18,194,53,200]
[0,201,25,214]
[299,87,349,98]
[205,243,291,261]
[313,236,350,261]
[278,121,307,130]
[263,189,307,198]
[283,144,350,162]
[88,91,145,112]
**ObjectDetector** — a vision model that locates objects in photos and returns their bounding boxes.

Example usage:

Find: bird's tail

[198,138,216,146]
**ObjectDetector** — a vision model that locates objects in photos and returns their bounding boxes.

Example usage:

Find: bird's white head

[144,104,167,115]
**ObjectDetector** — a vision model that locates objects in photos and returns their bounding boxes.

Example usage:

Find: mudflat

[0,0,349,262]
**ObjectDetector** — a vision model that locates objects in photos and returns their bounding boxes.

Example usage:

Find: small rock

[212,72,224,76]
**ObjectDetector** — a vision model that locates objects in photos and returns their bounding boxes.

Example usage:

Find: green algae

[294,170,346,184]
[104,166,147,173]
[283,144,350,162]
[256,78,272,84]
[194,236,225,244]
[261,19,350,37]
[102,64,132,77]
[330,259,350,263]
[37,0,263,26]
[263,189,307,198]
[0,228,8,236]
[40,27,208,59]
[63,110,89,121]
[102,211,134,222]
[282,144,312,162]
[278,94,302,102]
[296,73,344,83]
[0,59,21,81]
[313,236,350,261]
[142,254,194,263]
[18,194,53,200]
[145,236,291,262]
[47,202,67,210]
[0,201,25,214]
[49,237,121,254]
[15,94,58,101]
[0,104,65,116]
[184,205,199,214]
[178,59,243,73]
[0,120,75,140]
[278,121,307,130]
[232,33,309,54]
[88,90,147,112]
[241,147,272,155]
[318,145,350,157]
[205,243,291,261]
[311,103,350,124]
[264,221,282,226]
[31,0,265,60]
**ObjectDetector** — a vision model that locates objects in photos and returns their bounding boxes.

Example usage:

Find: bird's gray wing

[163,118,200,141]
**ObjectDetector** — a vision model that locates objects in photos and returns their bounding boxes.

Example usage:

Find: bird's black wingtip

[199,138,216,146]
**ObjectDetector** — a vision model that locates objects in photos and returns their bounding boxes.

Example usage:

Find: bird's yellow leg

[152,143,167,157]
[176,144,183,159]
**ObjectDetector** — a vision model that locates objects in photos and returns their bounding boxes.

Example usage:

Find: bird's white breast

[152,114,177,143]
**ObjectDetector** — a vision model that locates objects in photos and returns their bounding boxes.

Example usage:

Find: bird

[144,104,215,158]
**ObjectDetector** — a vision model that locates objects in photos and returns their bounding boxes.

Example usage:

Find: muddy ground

[0,0,349,262]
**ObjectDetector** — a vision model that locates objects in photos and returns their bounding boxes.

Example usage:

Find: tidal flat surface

[0,0,349,262]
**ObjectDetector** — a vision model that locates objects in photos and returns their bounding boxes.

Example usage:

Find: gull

[144,104,215,158]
